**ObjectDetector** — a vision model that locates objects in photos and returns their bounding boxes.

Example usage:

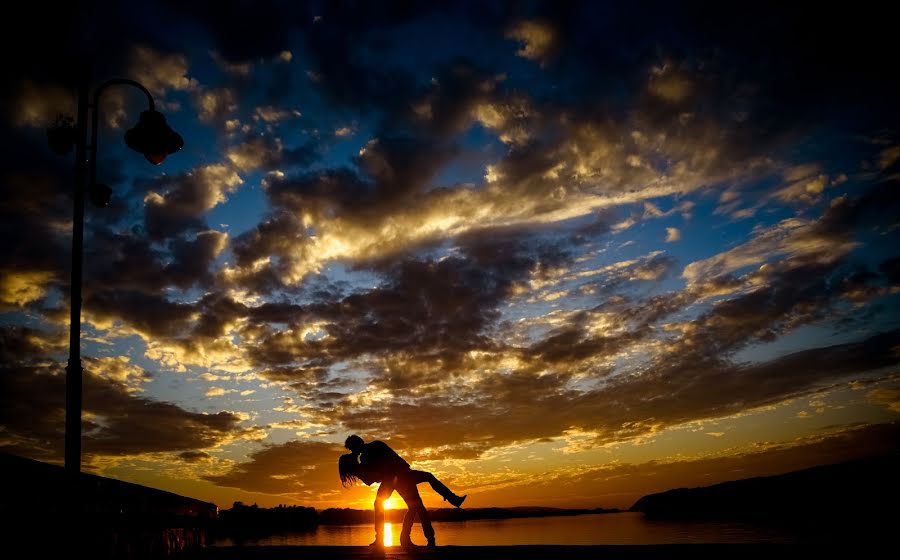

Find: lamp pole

[60,76,183,475]
[64,75,89,476]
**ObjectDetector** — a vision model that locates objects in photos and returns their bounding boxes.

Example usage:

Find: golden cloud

[506,20,557,66]
[12,81,75,128]
[0,270,55,307]
[129,45,198,95]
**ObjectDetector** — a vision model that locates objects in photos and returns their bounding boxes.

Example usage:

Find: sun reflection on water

[384,523,393,547]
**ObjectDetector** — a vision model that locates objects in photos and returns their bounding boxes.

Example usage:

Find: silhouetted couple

[339,434,466,548]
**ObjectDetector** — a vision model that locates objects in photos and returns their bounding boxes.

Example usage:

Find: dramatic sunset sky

[1,1,898,511]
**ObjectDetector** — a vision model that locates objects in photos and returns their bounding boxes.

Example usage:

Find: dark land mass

[0,451,215,557]
[630,452,899,534]
[0,451,217,518]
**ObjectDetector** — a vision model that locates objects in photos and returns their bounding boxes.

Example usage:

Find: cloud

[219,167,897,459]
[175,154,890,460]
[211,7,900,302]
[0,325,67,366]
[299,3,435,111]
[178,0,303,64]
[226,50,801,290]
[0,350,255,462]
[79,227,227,297]
[210,51,253,76]
[506,20,558,66]
[0,270,55,307]
[254,105,299,123]
[11,81,75,128]
[877,145,900,171]
[867,388,900,413]
[647,63,693,104]
[137,294,253,372]
[204,440,344,501]
[235,232,900,458]
[226,136,284,172]
[233,120,756,288]
[242,236,566,371]
[770,164,830,205]
[84,355,151,393]
[0,135,75,312]
[179,450,213,462]
[81,228,171,294]
[194,88,238,123]
[145,335,251,373]
[682,213,858,284]
[143,164,243,240]
[128,45,198,95]
[358,329,897,458]
[84,290,196,339]
[665,227,681,243]
[283,250,900,457]
[163,230,229,289]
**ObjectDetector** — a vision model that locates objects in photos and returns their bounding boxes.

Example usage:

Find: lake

[210,512,799,546]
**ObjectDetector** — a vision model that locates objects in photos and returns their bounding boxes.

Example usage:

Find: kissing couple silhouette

[339,434,466,548]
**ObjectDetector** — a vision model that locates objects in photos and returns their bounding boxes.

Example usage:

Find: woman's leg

[409,469,466,506]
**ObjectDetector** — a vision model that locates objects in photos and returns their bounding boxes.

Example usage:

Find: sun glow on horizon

[384,523,393,547]
[383,496,399,510]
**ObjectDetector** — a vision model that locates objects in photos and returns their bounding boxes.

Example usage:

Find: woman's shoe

[448,494,467,508]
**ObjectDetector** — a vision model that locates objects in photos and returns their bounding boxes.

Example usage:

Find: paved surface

[191,544,823,559]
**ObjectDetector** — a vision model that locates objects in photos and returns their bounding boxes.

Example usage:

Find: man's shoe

[369,538,384,548]
[399,539,418,549]
[426,538,436,547]
[448,494,467,508]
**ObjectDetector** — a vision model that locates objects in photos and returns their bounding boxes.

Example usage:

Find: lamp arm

[87,79,156,188]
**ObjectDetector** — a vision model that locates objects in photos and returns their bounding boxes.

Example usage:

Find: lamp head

[124,109,184,165]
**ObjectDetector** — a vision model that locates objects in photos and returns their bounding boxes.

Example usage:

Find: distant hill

[630,454,899,532]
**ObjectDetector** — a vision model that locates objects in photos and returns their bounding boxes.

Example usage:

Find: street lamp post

[50,75,183,475]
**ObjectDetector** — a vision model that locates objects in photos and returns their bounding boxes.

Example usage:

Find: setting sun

[383,496,399,510]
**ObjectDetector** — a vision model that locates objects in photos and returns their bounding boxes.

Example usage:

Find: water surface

[211,512,798,546]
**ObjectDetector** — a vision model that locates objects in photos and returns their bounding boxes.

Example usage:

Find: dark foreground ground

[190,544,841,560]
